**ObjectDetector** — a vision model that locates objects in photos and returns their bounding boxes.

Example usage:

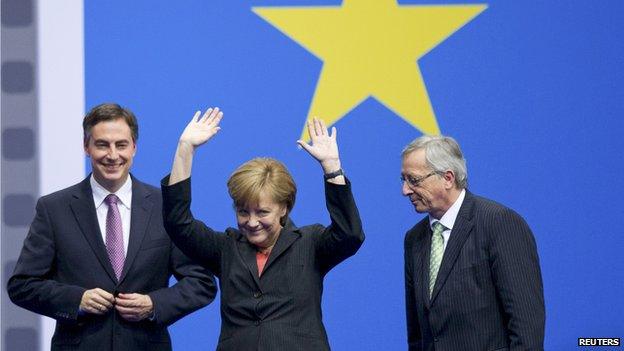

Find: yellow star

[253,0,486,140]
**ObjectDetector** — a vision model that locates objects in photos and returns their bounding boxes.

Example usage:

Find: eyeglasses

[400,171,438,188]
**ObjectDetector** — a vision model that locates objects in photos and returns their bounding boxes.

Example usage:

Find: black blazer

[161,176,364,351]
[404,191,545,351]
[8,175,217,351]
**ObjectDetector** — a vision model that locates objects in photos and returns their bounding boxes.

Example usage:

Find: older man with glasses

[401,135,545,351]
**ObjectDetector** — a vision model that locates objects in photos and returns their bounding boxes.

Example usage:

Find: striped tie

[428,221,446,297]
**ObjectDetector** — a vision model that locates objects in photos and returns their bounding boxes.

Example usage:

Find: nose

[107,146,119,160]
[247,215,259,228]
[401,180,413,196]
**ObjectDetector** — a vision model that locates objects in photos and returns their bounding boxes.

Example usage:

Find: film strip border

[1,0,40,349]
[2,1,84,349]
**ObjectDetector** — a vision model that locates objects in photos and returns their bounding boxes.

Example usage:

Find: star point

[253,1,487,140]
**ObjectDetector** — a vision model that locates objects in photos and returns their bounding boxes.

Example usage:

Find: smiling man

[8,103,217,351]
[401,135,545,351]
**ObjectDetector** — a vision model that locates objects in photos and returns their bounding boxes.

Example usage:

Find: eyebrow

[93,138,131,144]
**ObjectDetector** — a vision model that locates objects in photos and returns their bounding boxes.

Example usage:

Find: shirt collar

[90,174,133,210]
[429,189,466,231]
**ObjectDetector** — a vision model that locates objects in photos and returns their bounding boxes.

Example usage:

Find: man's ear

[84,138,91,157]
[443,170,456,189]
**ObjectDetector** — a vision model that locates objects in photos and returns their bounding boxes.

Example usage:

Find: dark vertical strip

[1,0,40,349]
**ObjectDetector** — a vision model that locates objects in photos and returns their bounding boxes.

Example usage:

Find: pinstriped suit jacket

[161,176,364,351]
[404,191,545,351]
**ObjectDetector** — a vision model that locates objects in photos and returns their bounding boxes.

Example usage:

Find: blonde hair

[227,158,296,224]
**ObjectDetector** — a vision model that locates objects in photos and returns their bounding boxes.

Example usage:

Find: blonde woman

[161,108,364,351]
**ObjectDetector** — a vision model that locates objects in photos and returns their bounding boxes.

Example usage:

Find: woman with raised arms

[161,107,364,351]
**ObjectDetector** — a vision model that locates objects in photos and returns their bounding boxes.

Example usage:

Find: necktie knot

[432,221,446,236]
[105,194,119,205]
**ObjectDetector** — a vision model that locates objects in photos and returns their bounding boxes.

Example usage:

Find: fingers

[190,110,202,123]
[306,119,314,141]
[193,107,223,125]
[115,305,142,321]
[208,107,221,124]
[318,118,328,135]
[199,108,213,122]
[114,293,153,322]
[210,110,223,128]
[115,293,140,307]
[90,295,113,309]
[115,304,138,313]
[330,126,337,140]
[200,107,222,124]
[93,288,115,304]
[307,117,329,140]
[296,140,313,154]
[79,290,153,319]
[315,117,324,136]
[81,288,114,315]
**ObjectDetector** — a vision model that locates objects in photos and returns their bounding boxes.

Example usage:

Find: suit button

[253,291,262,298]
[255,320,261,326]
[434,337,439,342]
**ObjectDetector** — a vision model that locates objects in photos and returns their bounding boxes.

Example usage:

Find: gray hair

[402,135,468,189]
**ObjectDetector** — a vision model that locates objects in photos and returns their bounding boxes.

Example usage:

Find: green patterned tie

[429,221,446,297]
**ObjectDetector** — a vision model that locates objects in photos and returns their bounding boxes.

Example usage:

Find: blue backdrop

[85,1,624,349]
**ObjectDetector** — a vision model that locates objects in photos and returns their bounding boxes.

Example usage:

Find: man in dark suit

[402,135,545,351]
[7,103,217,351]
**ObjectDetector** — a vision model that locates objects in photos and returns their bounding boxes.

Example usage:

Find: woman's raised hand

[297,117,342,175]
[179,107,223,149]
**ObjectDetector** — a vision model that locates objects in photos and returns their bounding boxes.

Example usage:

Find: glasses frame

[400,171,439,189]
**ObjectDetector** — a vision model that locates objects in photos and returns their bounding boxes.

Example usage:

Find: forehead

[239,190,282,210]
[89,119,133,140]
[401,149,428,172]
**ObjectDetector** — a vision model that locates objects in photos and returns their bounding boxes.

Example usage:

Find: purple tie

[105,194,125,280]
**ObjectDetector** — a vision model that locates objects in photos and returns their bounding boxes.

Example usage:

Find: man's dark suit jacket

[7,175,217,351]
[161,176,364,351]
[404,190,545,351]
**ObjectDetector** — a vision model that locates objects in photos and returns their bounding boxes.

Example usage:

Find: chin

[103,168,127,179]
[245,234,266,245]
[413,204,427,213]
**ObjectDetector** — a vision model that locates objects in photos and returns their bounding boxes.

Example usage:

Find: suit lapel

[413,225,433,310]
[430,191,475,305]
[69,177,118,283]
[262,227,300,275]
[234,219,300,286]
[118,178,153,284]
[236,237,261,288]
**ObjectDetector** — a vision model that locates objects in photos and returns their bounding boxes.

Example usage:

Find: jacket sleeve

[161,175,225,277]
[315,178,365,273]
[489,207,545,350]
[147,242,217,326]
[7,197,86,323]
[404,231,423,351]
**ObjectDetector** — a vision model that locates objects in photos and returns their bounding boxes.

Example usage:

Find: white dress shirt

[429,189,466,252]
[91,175,132,255]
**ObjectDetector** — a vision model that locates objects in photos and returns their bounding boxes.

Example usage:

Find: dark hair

[83,103,138,144]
